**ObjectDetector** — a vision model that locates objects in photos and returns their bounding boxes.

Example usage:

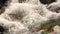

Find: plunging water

[0,0,60,34]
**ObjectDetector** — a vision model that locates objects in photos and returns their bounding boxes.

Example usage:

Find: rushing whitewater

[0,0,60,34]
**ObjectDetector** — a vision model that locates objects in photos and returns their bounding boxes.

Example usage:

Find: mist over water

[0,0,60,34]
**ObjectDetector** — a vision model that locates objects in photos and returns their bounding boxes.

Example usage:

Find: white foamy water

[0,0,60,34]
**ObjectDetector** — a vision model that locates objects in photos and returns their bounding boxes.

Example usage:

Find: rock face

[0,0,8,14]
[0,0,60,34]
[40,0,56,4]
[0,0,7,8]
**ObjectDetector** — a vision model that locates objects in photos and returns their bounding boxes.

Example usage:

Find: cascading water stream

[0,0,60,34]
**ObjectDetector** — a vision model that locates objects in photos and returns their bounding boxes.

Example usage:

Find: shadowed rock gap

[40,0,56,5]
[0,0,8,14]
[0,26,6,34]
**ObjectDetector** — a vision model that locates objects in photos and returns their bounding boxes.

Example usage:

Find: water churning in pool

[0,0,60,34]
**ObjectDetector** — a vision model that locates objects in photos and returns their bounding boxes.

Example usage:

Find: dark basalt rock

[0,26,6,34]
[0,0,8,9]
[0,0,8,14]
[39,0,56,5]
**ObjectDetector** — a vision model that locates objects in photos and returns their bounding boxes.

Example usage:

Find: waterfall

[0,0,60,34]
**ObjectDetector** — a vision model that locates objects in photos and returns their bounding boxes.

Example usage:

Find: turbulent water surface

[0,0,60,34]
